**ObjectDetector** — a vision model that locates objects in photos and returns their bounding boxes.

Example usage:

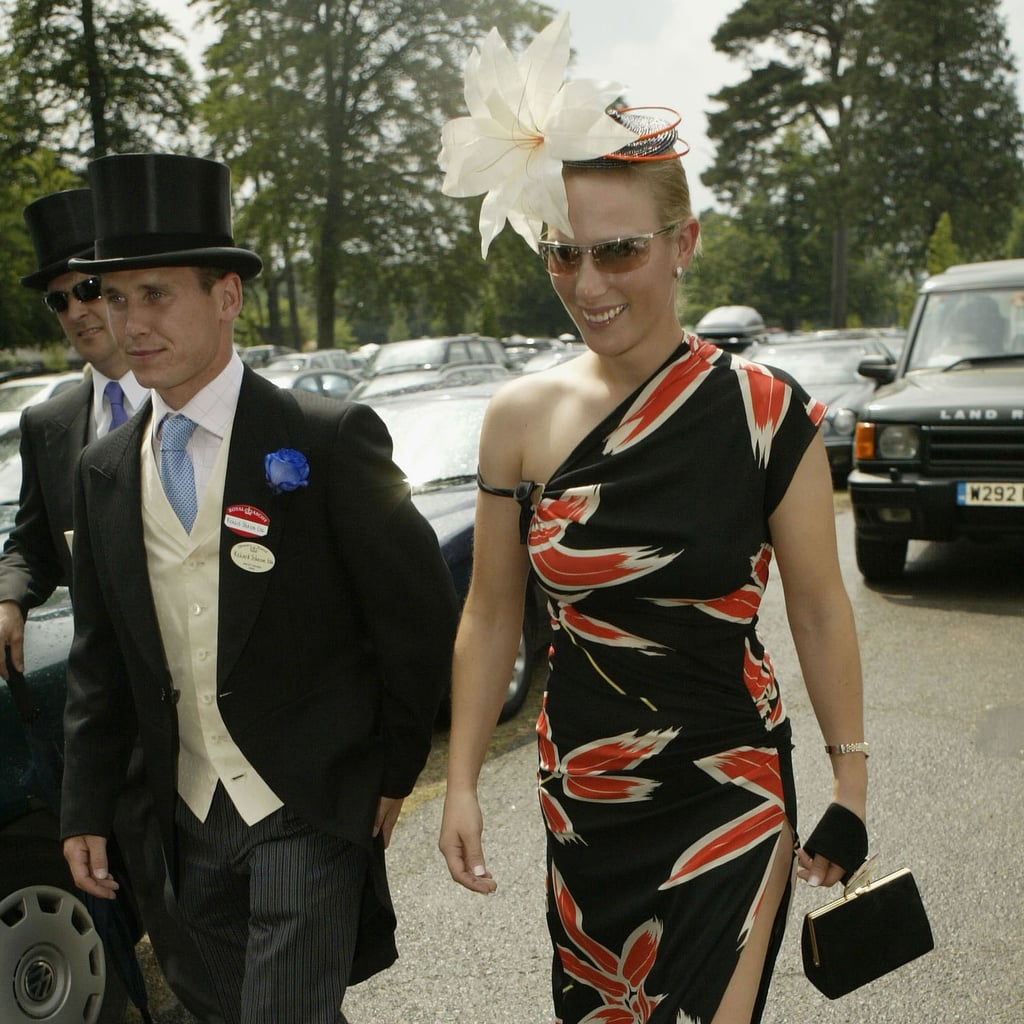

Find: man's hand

[372,797,405,849]
[62,835,120,900]
[0,601,26,679]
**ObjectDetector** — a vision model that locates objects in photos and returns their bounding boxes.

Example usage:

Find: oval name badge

[230,542,276,574]
[224,503,270,538]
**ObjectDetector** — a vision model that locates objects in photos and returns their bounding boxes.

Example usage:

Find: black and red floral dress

[511,337,826,1023]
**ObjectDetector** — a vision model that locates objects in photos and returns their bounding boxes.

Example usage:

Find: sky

[161,0,1024,216]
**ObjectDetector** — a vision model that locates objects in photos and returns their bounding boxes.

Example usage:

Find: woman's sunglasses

[43,276,103,314]
[538,223,680,277]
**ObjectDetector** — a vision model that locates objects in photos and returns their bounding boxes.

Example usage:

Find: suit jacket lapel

[39,382,92,576]
[85,400,171,685]
[217,370,302,685]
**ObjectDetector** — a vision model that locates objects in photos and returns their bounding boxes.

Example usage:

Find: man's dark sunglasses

[43,276,103,314]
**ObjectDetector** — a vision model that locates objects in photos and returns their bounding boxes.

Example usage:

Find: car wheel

[855,533,908,582]
[0,838,128,1024]
[498,619,536,724]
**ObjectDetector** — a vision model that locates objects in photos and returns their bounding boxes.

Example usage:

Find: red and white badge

[224,504,270,538]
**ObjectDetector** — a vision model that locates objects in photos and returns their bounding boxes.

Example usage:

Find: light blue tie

[104,380,128,430]
[160,414,198,532]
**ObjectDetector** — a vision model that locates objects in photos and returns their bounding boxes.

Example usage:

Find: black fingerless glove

[802,803,868,884]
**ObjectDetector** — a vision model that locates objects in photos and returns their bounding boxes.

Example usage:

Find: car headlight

[830,408,857,437]
[876,423,920,459]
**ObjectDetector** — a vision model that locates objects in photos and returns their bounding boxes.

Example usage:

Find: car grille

[924,425,1024,473]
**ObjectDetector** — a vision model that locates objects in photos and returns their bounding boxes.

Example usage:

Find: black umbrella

[4,653,153,1023]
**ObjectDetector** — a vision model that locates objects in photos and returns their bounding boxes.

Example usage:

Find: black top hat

[69,153,262,281]
[20,188,96,291]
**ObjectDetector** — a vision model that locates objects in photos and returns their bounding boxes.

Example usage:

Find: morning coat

[60,367,460,979]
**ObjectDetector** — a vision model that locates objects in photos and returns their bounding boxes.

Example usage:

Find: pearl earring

[674,266,683,280]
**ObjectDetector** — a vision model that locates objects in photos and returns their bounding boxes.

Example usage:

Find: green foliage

[926,213,962,275]
[1,0,195,161]
[703,0,1024,327]
[1005,208,1024,259]
[2,0,1020,353]
[861,0,1024,269]
[200,0,556,348]
[0,143,83,350]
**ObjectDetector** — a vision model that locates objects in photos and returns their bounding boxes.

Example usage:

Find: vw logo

[23,958,57,1002]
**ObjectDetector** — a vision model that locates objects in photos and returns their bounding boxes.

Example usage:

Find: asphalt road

[134,494,1024,1023]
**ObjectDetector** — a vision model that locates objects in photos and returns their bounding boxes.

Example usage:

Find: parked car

[519,339,587,373]
[849,258,1024,581]
[748,337,897,486]
[235,344,296,367]
[263,350,355,372]
[0,376,545,1021]
[363,335,512,376]
[256,367,361,400]
[501,336,566,371]
[694,305,771,351]
[0,372,84,433]
[350,362,511,401]
[364,381,550,721]
[798,327,908,361]
[0,431,133,1023]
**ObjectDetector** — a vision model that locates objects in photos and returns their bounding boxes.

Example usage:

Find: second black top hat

[70,153,262,281]
[20,188,96,291]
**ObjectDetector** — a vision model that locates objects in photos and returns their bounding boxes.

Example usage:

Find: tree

[860,0,1024,270]
[200,0,554,349]
[0,142,82,352]
[0,0,196,161]
[926,212,962,275]
[703,0,1024,326]
[705,0,871,327]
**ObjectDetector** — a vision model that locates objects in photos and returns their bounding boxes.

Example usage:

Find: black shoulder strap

[476,472,538,544]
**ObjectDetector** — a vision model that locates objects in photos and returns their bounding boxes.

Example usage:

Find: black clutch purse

[801,863,934,999]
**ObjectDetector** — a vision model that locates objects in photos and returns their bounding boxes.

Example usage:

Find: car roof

[750,337,889,356]
[360,378,506,409]
[0,371,81,388]
[921,258,1024,293]
[695,305,767,334]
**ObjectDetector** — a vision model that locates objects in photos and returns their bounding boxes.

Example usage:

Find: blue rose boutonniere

[265,448,310,494]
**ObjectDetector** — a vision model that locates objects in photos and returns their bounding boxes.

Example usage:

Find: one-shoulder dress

[500,337,826,1024]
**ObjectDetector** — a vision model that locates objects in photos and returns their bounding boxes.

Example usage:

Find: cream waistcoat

[141,421,282,825]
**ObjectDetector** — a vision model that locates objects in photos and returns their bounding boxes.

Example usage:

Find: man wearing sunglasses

[2,187,147,676]
[1,187,224,1023]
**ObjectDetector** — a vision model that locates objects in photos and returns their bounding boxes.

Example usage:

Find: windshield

[907,287,1024,370]
[751,343,884,385]
[369,339,447,375]
[0,383,46,411]
[0,429,22,504]
[371,397,487,488]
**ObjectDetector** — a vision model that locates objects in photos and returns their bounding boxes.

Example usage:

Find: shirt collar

[90,369,148,424]
[150,353,245,442]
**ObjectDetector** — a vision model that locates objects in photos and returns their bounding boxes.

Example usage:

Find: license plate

[956,481,1024,507]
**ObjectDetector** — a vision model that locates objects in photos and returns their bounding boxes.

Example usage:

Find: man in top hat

[3,187,225,1022]
[58,153,459,1024]
[0,188,148,634]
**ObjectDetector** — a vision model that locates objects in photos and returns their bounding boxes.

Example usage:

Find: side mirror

[858,355,897,385]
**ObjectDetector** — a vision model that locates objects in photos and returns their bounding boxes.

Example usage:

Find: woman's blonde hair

[564,159,701,255]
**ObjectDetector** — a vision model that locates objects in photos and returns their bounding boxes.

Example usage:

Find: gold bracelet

[825,742,870,758]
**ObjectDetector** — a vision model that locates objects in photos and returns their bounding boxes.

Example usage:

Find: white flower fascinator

[439,13,636,257]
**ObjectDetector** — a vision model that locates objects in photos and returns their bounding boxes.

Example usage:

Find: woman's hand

[795,846,849,889]
[439,788,497,894]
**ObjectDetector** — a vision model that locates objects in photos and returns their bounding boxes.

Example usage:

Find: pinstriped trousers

[175,785,368,1024]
